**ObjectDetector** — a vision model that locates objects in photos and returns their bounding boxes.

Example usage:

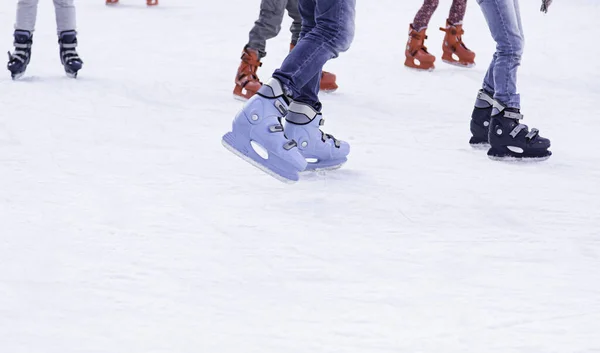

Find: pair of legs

[234,0,338,100]
[224,0,356,182]
[8,0,82,79]
[469,0,551,159]
[15,0,76,35]
[405,0,474,70]
[412,0,468,31]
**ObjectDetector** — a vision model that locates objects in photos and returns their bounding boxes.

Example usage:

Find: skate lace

[319,119,341,148]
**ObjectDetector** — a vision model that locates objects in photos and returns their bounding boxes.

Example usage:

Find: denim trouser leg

[478,0,523,109]
[273,0,355,109]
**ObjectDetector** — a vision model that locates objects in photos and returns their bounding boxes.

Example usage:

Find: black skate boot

[58,30,83,78]
[487,107,551,161]
[7,30,33,80]
[469,89,494,147]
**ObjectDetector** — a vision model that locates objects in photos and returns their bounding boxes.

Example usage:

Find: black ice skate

[7,30,32,80]
[58,30,83,78]
[487,107,552,161]
[469,89,494,147]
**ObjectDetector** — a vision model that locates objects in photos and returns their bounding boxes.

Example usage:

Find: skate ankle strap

[477,90,495,107]
[503,110,523,120]
[14,42,31,49]
[258,78,286,99]
[286,101,319,124]
[60,42,77,49]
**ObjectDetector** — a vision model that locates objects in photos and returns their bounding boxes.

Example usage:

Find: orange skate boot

[439,20,475,67]
[290,43,338,92]
[319,71,338,92]
[106,0,119,4]
[233,47,263,101]
[404,25,436,71]
[147,0,158,5]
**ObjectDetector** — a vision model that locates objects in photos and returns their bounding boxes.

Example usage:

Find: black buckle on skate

[477,90,495,106]
[269,124,284,133]
[509,124,527,138]
[525,128,539,141]
[283,140,298,150]
[504,110,523,120]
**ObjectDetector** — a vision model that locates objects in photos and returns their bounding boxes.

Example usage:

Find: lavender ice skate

[222,78,307,183]
[284,101,350,171]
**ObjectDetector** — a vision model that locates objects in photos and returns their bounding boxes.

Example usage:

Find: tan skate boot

[439,20,475,67]
[404,25,436,71]
[233,46,263,101]
[290,43,338,92]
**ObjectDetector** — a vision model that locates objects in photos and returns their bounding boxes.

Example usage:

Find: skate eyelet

[483,121,490,127]
[251,114,259,121]
[496,129,503,135]
[301,141,308,148]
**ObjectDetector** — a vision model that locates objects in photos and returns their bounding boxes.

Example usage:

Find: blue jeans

[272,0,356,109]
[478,0,523,109]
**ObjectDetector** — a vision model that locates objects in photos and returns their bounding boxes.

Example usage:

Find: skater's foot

[7,30,32,80]
[222,78,307,182]
[404,25,436,71]
[469,89,494,147]
[440,20,476,68]
[233,46,262,100]
[284,101,350,171]
[320,71,338,93]
[487,108,551,161]
[59,30,83,78]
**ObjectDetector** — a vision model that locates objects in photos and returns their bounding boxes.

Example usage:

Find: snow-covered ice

[1,0,599,352]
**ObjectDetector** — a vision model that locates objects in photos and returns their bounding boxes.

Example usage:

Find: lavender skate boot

[469,89,494,147]
[284,101,350,171]
[487,107,551,161]
[222,78,307,183]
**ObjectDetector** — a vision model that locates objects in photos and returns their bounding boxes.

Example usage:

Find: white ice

[1,0,599,352]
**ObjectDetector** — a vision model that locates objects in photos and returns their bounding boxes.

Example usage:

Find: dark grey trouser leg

[286,0,302,46]
[248,0,288,58]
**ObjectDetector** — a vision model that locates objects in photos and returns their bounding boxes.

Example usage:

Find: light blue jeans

[478,0,523,109]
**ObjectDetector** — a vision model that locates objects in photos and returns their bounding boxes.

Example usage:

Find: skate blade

[470,142,490,150]
[487,149,552,162]
[11,72,25,80]
[222,132,300,184]
[232,94,249,102]
[303,158,347,172]
[66,71,78,79]
[442,59,475,68]
[404,65,435,72]
[319,88,338,94]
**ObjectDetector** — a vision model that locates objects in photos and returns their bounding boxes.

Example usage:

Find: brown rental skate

[404,25,436,71]
[147,0,159,5]
[233,47,263,101]
[106,0,119,4]
[290,43,338,92]
[440,20,475,67]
